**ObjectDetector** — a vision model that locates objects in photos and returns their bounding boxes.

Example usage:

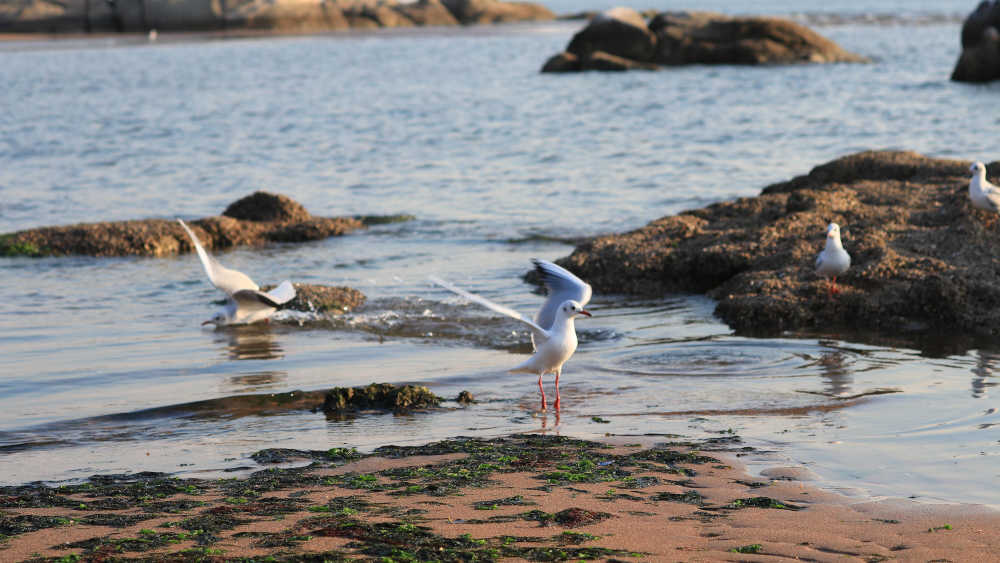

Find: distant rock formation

[552,151,1000,337]
[0,192,363,258]
[952,1,1000,82]
[542,8,868,73]
[0,0,553,34]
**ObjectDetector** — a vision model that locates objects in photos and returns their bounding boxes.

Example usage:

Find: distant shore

[2,432,998,561]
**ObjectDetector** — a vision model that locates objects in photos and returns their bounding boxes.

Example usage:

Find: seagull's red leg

[538,373,547,411]
[553,369,561,411]
[832,276,839,295]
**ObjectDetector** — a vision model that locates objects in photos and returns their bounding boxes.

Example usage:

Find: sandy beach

[2,432,997,562]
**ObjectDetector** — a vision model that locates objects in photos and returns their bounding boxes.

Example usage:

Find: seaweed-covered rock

[270,283,367,314]
[543,8,867,73]
[323,383,443,413]
[558,150,1000,336]
[0,192,363,258]
[951,0,1000,83]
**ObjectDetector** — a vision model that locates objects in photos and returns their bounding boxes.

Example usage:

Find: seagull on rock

[431,259,592,411]
[816,222,850,295]
[969,161,1000,213]
[177,219,296,326]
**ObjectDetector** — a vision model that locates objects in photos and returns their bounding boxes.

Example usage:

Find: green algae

[722,496,801,510]
[323,383,442,414]
[651,490,706,506]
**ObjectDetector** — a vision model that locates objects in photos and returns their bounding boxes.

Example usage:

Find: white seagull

[431,259,592,411]
[177,219,296,326]
[815,222,850,295]
[969,161,1000,212]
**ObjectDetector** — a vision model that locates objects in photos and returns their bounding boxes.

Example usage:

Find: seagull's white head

[971,162,986,177]
[558,300,591,319]
[202,311,230,327]
[826,222,841,240]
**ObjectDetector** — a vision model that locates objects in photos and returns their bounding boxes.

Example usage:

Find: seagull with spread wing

[431,259,592,411]
[177,219,296,326]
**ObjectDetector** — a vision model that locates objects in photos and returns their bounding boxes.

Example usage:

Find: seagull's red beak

[579,309,592,317]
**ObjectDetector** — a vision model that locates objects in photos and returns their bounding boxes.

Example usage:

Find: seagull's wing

[177,219,259,295]
[532,259,592,330]
[265,280,296,305]
[429,275,549,343]
[815,252,825,270]
[232,289,284,309]
[984,183,1000,211]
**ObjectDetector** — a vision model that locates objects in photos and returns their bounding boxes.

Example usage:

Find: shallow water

[2,1,1000,507]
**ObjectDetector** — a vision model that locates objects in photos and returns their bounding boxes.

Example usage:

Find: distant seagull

[816,222,850,295]
[969,161,1000,213]
[177,219,296,326]
[148,29,158,41]
[431,259,592,411]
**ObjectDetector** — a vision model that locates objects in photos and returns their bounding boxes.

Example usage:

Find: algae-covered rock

[0,192,363,258]
[266,283,366,314]
[323,383,443,413]
[558,150,1000,336]
[455,390,476,405]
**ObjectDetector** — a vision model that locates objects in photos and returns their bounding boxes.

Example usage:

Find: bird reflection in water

[971,350,1000,398]
[215,324,285,361]
[817,343,853,397]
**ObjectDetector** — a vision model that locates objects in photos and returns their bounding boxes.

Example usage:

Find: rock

[441,0,554,24]
[580,50,659,71]
[557,150,1000,336]
[223,192,312,223]
[541,52,581,73]
[0,192,363,258]
[455,390,476,404]
[395,0,459,26]
[264,283,366,314]
[322,383,443,413]
[229,1,351,31]
[952,1,1000,82]
[543,9,867,72]
[650,12,869,65]
[565,7,656,62]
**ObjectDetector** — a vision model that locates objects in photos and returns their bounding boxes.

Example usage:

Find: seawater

[1,1,999,507]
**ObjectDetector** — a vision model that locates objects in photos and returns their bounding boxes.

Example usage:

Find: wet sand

[1,433,997,562]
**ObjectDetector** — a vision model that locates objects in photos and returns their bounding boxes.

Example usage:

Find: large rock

[952,1,1000,82]
[565,7,656,62]
[441,0,553,24]
[0,192,364,258]
[394,0,458,26]
[651,12,868,65]
[543,8,867,72]
[556,151,1000,336]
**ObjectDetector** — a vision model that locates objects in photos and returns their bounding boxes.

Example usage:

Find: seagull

[969,161,1000,213]
[177,219,296,326]
[431,259,592,411]
[815,222,850,295]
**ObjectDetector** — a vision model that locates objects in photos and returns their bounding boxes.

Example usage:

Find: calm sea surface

[2,0,999,508]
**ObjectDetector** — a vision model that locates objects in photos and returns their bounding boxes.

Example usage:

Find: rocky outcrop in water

[0,192,363,258]
[555,151,1000,336]
[274,283,367,314]
[0,0,552,34]
[951,1,1000,83]
[542,8,868,73]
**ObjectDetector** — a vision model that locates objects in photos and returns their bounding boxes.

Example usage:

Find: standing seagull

[815,222,851,295]
[969,162,1000,212]
[177,219,296,326]
[431,259,592,411]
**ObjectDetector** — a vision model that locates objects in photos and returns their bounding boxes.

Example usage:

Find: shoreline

[2,432,997,561]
